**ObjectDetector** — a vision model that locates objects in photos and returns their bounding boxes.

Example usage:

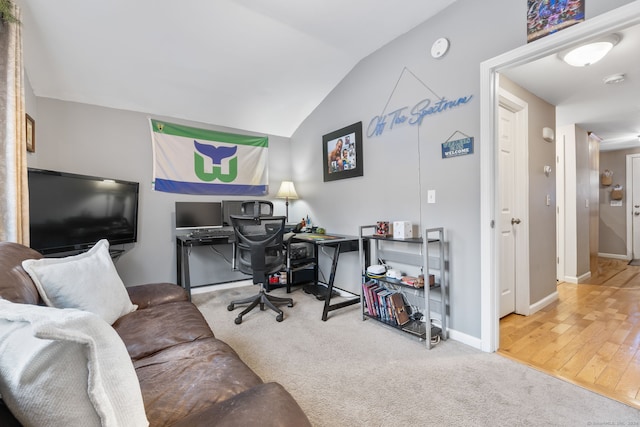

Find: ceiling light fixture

[559,34,620,67]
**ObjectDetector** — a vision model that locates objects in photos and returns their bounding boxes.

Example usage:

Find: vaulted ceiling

[16,0,456,137]
[15,1,640,148]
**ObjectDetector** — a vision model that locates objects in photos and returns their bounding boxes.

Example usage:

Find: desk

[290,233,361,321]
[176,233,238,298]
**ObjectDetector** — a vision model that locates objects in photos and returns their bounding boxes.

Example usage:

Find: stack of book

[362,281,410,325]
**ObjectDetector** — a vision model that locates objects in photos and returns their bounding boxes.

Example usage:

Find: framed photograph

[322,121,363,182]
[527,0,585,43]
[25,114,35,153]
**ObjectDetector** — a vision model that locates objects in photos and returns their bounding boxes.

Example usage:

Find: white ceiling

[16,1,639,147]
[502,22,640,151]
[16,0,457,137]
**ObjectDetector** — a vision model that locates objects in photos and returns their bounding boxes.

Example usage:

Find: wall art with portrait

[322,121,363,182]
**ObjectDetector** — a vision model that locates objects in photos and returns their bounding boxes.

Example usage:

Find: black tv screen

[28,168,139,255]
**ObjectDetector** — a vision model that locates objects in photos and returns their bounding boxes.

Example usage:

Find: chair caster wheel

[276,313,283,322]
[227,304,234,311]
[287,302,293,307]
[235,317,242,325]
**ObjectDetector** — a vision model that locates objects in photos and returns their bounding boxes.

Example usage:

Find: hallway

[499,258,640,409]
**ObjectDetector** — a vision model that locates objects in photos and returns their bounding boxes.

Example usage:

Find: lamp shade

[276,181,299,200]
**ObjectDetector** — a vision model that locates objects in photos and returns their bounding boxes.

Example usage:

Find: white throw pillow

[22,239,137,325]
[0,299,148,427]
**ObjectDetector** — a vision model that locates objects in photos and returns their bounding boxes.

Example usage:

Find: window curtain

[0,3,28,244]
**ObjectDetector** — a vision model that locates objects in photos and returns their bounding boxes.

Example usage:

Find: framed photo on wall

[26,114,35,153]
[527,0,585,43]
[322,121,363,182]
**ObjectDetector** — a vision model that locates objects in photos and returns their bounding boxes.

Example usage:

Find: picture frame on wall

[322,121,363,182]
[527,0,585,43]
[26,114,35,153]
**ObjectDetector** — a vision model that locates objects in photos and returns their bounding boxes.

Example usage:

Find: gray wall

[26,99,292,287]
[600,147,640,256]
[24,0,633,344]
[287,0,632,340]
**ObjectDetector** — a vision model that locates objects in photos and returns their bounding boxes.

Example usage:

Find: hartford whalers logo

[193,140,238,183]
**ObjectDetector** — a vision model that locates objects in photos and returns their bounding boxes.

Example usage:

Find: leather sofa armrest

[0,399,21,427]
[171,382,311,427]
[126,283,188,309]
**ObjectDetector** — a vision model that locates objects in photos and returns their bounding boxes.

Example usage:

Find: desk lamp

[276,181,298,221]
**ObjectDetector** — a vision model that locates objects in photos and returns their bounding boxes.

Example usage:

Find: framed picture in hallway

[527,0,585,43]
[322,121,363,182]
[26,114,35,153]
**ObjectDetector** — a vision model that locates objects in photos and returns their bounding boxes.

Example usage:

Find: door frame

[479,2,640,352]
[626,153,640,260]
[498,89,530,316]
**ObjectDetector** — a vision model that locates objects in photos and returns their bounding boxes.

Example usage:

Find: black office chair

[227,214,293,323]
[241,200,273,217]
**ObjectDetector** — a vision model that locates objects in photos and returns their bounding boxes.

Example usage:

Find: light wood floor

[498,257,640,409]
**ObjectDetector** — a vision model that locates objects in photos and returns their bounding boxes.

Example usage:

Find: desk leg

[181,243,192,301]
[302,241,322,297]
[321,243,360,321]
[176,239,182,288]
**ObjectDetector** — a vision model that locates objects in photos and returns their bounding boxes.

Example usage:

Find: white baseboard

[447,328,482,350]
[577,271,592,284]
[562,270,592,284]
[529,291,558,315]
[598,252,630,261]
[190,280,252,295]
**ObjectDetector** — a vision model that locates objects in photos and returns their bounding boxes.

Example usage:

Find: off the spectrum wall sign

[367,67,474,138]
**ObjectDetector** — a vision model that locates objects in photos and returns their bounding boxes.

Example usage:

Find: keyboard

[188,228,234,239]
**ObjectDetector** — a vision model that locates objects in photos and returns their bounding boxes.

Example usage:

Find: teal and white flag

[149,119,268,195]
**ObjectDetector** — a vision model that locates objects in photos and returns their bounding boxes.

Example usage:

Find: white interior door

[499,104,517,318]
[632,157,640,258]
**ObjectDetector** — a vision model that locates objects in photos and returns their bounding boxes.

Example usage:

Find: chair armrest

[126,283,188,309]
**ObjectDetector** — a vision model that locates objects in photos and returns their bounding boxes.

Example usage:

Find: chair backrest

[241,200,274,217]
[230,215,286,284]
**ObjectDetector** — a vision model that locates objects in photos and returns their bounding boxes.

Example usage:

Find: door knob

[511,218,521,225]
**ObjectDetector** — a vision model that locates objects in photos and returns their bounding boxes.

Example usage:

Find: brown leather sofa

[0,242,311,427]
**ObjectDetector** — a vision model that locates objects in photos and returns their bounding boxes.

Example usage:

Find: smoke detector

[603,73,625,84]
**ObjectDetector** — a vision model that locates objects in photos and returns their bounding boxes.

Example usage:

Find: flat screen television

[175,202,223,231]
[28,168,140,255]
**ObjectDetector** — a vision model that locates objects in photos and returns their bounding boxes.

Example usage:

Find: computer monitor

[175,202,223,231]
[222,200,245,226]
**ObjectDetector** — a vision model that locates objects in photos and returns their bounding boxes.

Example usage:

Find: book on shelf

[389,292,410,325]
[362,280,412,326]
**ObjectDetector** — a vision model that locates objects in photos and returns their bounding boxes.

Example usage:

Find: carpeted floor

[193,285,640,426]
